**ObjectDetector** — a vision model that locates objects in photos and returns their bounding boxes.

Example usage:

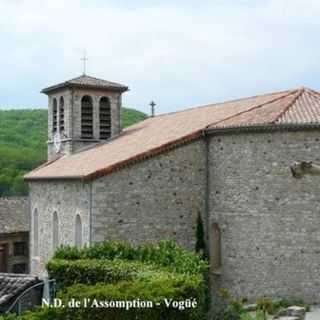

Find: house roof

[0,273,41,307]
[25,87,320,182]
[0,198,29,234]
[41,74,129,94]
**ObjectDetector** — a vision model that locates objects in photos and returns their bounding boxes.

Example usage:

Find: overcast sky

[1,0,320,114]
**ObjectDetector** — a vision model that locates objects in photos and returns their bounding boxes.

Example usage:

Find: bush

[9,269,206,320]
[46,258,155,288]
[53,240,208,276]
[8,241,208,320]
[13,275,205,320]
[60,274,205,320]
[210,299,241,320]
[272,297,310,313]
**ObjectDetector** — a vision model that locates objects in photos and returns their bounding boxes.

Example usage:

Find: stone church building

[25,75,320,302]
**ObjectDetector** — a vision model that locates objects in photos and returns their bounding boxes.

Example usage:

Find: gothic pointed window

[211,223,221,271]
[33,209,39,256]
[59,96,65,133]
[81,96,93,139]
[53,98,58,133]
[99,97,111,140]
[75,214,82,248]
[52,212,59,251]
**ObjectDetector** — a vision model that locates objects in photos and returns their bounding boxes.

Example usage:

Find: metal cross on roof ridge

[150,101,156,117]
[81,51,88,75]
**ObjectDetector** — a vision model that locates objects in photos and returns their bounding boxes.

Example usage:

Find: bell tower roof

[41,74,129,95]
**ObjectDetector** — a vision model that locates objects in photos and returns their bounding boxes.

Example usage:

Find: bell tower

[42,75,128,161]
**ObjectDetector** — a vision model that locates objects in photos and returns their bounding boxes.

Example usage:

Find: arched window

[59,96,65,133]
[33,209,39,256]
[52,212,59,251]
[211,223,221,271]
[53,98,58,133]
[99,97,111,140]
[81,96,93,139]
[75,214,82,248]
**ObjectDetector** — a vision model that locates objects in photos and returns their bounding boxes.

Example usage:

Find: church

[25,74,320,302]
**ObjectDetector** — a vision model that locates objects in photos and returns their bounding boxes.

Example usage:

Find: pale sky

[1,0,320,114]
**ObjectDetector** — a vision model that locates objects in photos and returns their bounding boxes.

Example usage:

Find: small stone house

[25,75,320,302]
[0,198,29,274]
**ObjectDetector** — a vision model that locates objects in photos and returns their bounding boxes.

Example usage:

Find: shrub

[55,275,205,320]
[256,297,273,318]
[210,298,241,320]
[16,241,209,320]
[7,274,206,320]
[46,258,155,288]
[53,240,208,276]
[272,297,310,312]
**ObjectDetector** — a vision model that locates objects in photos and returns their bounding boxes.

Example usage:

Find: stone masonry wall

[28,182,90,277]
[0,197,29,234]
[208,129,320,303]
[91,140,206,250]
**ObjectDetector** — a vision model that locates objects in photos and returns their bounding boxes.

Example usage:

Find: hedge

[11,274,206,320]
[5,241,209,320]
[53,240,208,275]
[46,258,155,288]
[60,276,205,320]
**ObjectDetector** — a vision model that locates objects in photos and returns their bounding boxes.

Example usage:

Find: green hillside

[0,108,147,196]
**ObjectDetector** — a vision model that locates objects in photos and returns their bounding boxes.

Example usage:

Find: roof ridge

[67,74,126,87]
[205,89,299,129]
[304,87,320,100]
[151,88,295,119]
[273,88,304,123]
[67,74,104,82]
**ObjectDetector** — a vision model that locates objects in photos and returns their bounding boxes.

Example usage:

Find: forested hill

[0,108,147,196]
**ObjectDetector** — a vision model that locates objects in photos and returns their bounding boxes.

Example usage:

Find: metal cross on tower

[150,101,156,117]
[81,51,88,75]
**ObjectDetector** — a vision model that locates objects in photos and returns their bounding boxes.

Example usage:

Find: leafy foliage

[53,240,208,276]
[58,276,205,320]
[47,258,155,288]
[0,108,147,196]
[0,110,47,196]
[42,241,208,319]
[6,274,205,320]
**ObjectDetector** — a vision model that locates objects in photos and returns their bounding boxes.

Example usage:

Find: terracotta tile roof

[209,87,320,129]
[25,87,320,181]
[41,74,128,94]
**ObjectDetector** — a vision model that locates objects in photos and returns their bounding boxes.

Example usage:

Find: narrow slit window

[99,97,111,140]
[75,214,82,248]
[211,223,221,271]
[59,96,65,133]
[53,98,58,133]
[52,211,59,251]
[81,96,93,139]
[33,209,39,256]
